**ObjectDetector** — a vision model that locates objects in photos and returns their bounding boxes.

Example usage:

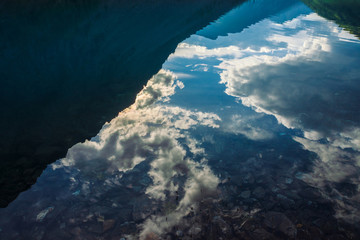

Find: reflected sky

[168,5,360,223]
[1,0,360,239]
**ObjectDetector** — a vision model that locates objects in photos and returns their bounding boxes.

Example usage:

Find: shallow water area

[1,0,360,239]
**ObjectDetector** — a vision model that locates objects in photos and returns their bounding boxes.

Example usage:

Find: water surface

[1,0,360,239]
[0,0,242,207]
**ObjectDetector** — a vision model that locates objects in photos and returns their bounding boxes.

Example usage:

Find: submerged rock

[251,228,276,240]
[285,178,293,184]
[72,190,80,196]
[36,207,54,222]
[176,230,183,237]
[189,226,202,236]
[212,216,231,235]
[240,190,251,199]
[103,219,116,232]
[253,187,265,199]
[144,232,160,240]
[264,211,297,238]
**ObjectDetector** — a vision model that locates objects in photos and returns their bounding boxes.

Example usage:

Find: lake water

[1,0,360,239]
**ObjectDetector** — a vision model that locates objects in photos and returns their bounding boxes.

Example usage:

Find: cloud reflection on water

[2,1,360,239]
[224,114,274,140]
[54,69,221,238]
[171,12,360,221]
[218,14,360,221]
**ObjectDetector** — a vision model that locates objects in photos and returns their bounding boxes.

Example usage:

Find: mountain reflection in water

[1,0,360,239]
[0,0,243,207]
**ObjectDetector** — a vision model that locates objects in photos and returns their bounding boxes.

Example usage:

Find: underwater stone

[285,178,293,184]
[253,187,265,198]
[103,219,116,232]
[36,207,54,222]
[176,230,183,237]
[264,211,297,238]
[240,190,251,199]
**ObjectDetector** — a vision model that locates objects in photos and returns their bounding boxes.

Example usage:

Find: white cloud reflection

[224,114,274,140]
[218,14,360,221]
[53,69,221,238]
[169,43,244,60]
[140,163,219,239]
[171,12,360,221]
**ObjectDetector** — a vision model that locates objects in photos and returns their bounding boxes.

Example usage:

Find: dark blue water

[1,0,360,239]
